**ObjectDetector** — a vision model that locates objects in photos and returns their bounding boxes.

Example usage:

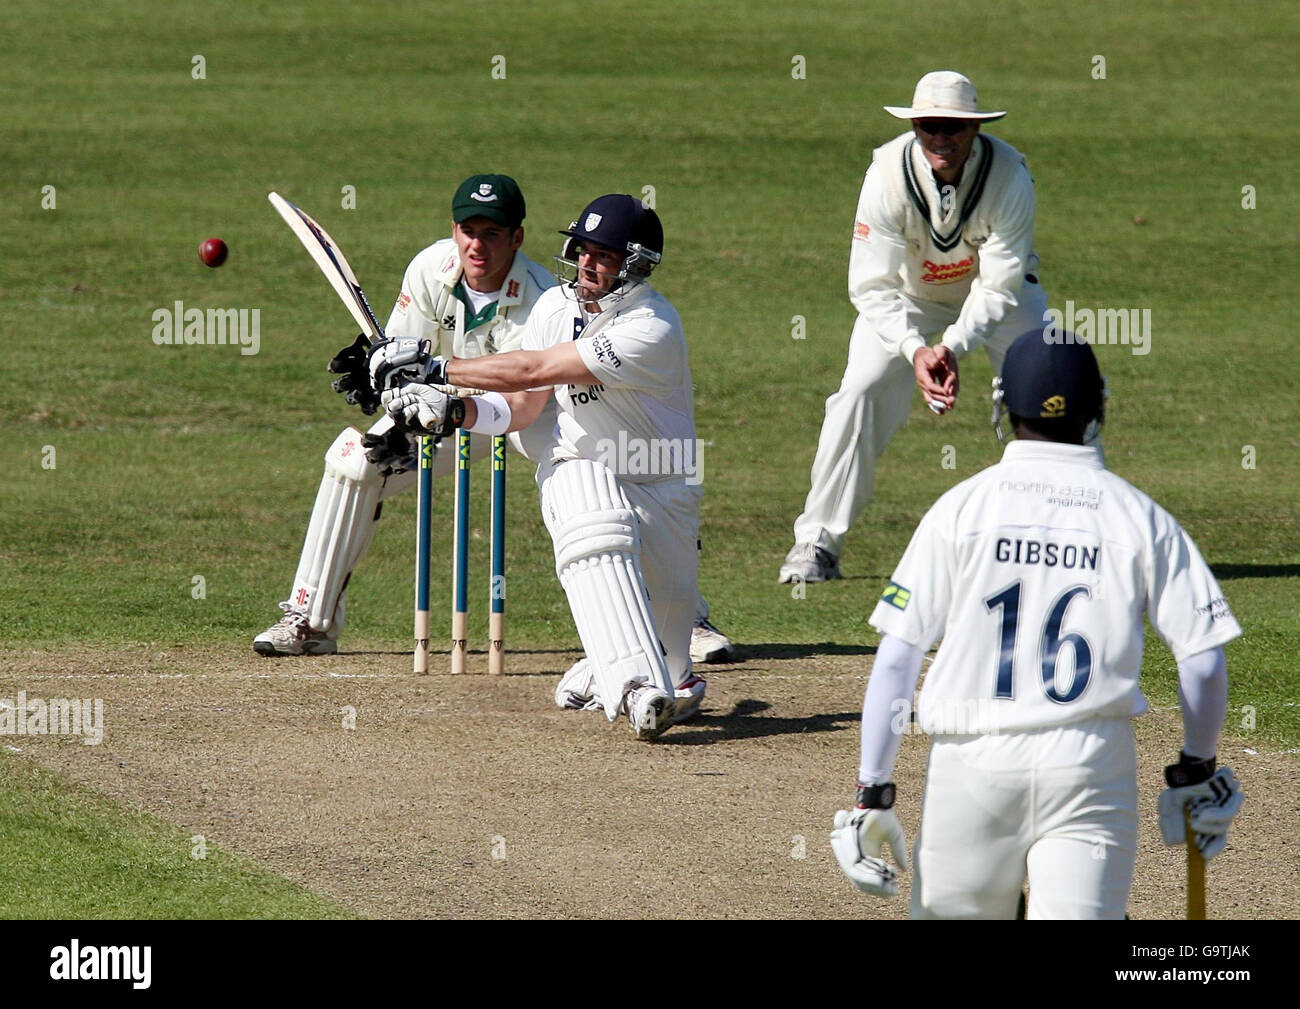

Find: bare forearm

[446,350,563,392]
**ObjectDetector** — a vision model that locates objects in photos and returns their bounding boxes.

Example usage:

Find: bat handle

[1185,810,1206,920]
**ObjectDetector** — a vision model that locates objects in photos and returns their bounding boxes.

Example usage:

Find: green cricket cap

[452,174,525,228]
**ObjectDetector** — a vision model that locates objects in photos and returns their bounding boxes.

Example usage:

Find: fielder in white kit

[253,174,555,655]
[830,331,1244,918]
[371,194,705,740]
[781,70,1056,584]
[254,176,733,666]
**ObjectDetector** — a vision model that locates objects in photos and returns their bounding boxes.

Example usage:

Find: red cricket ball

[199,237,229,268]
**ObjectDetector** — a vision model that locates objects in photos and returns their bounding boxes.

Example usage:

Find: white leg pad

[541,458,674,721]
[290,427,384,633]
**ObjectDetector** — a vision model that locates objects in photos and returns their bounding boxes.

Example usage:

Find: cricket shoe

[253,602,337,657]
[555,658,601,711]
[778,543,841,584]
[671,675,707,724]
[627,685,674,741]
[690,617,736,664]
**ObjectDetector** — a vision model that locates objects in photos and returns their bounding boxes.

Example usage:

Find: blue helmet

[557,194,663,294]
[992,329,1105,441]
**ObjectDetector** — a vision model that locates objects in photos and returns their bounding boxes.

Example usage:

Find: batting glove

[830,807,910,897]
[382,384,465,438]
[1157,758,1243,860]
[328,333,380,415]
[368,339,447,393]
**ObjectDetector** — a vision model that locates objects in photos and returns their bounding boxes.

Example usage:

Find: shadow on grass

[1211,564,1300,580]
[722,642,878,662]
[661,698,858,745]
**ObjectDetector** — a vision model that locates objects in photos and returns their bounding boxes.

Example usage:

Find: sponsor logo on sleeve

[395,292,411,314]
[591,333,621,368]
[880,581,911,610]
[853,220,871,241]
[1194,597,1233,622]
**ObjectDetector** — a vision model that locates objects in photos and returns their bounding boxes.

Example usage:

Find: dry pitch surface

[3,646,1294,920]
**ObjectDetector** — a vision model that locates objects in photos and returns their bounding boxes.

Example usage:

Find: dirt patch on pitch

[2,645,1294,919]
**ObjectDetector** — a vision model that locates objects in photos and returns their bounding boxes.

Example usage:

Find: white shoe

[628,685,674,741]
[253,602,337,657]
[690,617,736,664]
[778,543,841,584]
[555,658,601,711]
[672,675,706,724]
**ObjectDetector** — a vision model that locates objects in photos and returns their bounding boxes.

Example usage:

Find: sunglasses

[915,118,974,137]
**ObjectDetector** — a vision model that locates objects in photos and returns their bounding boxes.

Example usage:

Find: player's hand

[328,333,380,415]
[368,338,448,393]
[382,384,465,437]
[1158,765,1243,860]
[914,345,958,413]
[830,807,910,897]
[361,427,419,477]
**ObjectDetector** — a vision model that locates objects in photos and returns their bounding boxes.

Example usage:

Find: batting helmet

[992,329,1105,442]
[557,194,663,296]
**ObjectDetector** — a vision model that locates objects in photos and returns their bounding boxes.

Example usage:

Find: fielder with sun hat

[830,330,1244,918]
[781,70,1065,584]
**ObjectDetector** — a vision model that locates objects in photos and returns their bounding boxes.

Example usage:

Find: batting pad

[291,427,384,632]
[541,458,674,720]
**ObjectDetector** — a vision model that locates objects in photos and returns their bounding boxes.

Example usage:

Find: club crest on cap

[1041,395,1066,418]
[584,213,602,231]
[470,184,497,203]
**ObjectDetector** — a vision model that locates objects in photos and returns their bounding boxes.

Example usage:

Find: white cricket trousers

[910,716,1138,920]
[537,456,702,684]
[792,280,1049,558]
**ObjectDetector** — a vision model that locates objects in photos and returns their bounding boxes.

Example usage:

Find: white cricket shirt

[383,238,555,358]
[849,131,1038,362]
[521,283,697,482]
[870,441,1242,734]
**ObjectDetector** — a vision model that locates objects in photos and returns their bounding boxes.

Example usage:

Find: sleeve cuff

[900,335,926,365]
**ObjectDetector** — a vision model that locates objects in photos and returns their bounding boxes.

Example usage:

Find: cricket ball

[199,237,229,268]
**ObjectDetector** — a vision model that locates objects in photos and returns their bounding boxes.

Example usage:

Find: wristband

[854,782,896,809]
[465,392,511,435]
[1164,751,1216,788]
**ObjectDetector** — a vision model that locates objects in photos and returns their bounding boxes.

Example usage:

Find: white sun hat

[883,70,1006,121]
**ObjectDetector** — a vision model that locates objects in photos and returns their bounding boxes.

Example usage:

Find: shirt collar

[497,253,529,307]
[1000,440,1106,470]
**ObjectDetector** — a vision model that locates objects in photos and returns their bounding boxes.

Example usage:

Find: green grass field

[0,756,350,918]
[1,0,1296,916]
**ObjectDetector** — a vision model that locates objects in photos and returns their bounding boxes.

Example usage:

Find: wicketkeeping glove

[361,427,419,477]
[328,333,380,414]
[1158,759,1243,860]
[382,383,465,438]
[368,338,449,393]
[830,807,910,897]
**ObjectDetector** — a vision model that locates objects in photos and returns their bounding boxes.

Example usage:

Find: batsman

[370,193,706,740]
[254,176,734,674]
